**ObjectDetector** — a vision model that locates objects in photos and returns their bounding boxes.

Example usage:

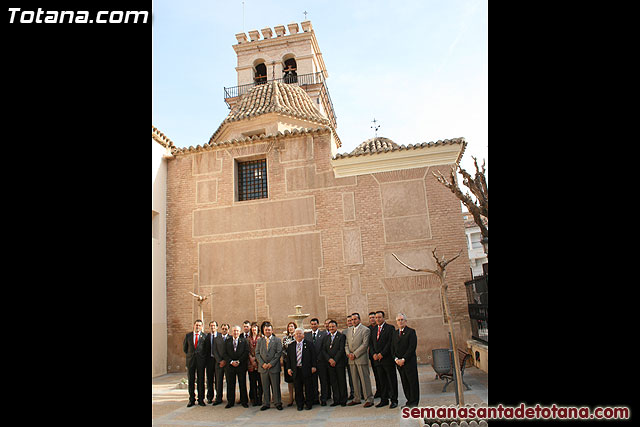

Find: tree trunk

[441,278,465,406]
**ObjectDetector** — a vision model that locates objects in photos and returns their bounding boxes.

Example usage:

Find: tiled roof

[333,137,467,160]
[171,126,337,155]
[208,81,330,144]
[152,125,175,148]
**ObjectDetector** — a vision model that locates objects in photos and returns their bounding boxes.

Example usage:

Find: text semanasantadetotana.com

[404,404,630,421]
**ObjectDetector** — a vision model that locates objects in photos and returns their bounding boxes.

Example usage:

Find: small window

[237,159,268,201]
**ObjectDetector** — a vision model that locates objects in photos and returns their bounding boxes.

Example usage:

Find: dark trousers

[293,367,314,409]
[328,364,347,404]
[205,357,216,401]
[316,362,330,402]
[187,360,206,403]
[375,363,398,404]
[225,365,248,406]
[370,354,381,396]
[248,370,263,405]
[214,362,226,403]
[397,363,420,406]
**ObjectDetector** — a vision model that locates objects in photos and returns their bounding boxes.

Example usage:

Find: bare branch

[391,253,437,275]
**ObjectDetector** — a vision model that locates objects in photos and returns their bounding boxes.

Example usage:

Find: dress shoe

[340,403,347,407]
[287,402,294,407]
[224,403,233,408]
[260,405,270,411]
[212,400,222,406]
[363,402,374,408]
[242,402,249,408]
[207,399,213,404]
[389,402,398,409]
[198,401,206,406]
[276,404,283,410]
[375,401,389,408]
[187,401,195,407]
[347,401,360,406]
[305,406,312,410]
[330,402,340,407]
[320,401,327,406]
[297,406,304,411]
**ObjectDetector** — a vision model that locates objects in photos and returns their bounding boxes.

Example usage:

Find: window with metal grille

[237,159,268,201]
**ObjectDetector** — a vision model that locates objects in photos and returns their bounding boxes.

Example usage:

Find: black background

[4,0,149,419]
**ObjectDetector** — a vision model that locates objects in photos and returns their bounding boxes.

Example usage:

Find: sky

[152,0,487,178]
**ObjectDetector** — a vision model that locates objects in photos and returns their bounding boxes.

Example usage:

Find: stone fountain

[287,304,310,332]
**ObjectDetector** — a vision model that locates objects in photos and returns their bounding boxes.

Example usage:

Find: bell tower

[224,20,337,129]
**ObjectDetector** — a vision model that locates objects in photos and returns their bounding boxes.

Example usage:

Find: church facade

[155,21,472,373]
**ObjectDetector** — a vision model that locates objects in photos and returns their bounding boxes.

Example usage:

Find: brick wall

[165,130,471,371]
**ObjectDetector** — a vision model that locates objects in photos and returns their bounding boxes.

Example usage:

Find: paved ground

[152,364,488,427]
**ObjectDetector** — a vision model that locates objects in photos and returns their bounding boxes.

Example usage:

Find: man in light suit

[255,322,283,411]
[345,313,374,407]
[183,319,207,407]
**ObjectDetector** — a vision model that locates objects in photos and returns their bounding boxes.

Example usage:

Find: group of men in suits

[182,311,420,411]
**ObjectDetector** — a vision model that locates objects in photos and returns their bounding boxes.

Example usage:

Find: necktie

[195,333,199,348]
[266,337,269,350]
[211,334,214,356]
[296,342,302,366]
[377,325,381,340]
[234,339,237,352]
[331,333,335,345]
[312,332,316,343]
[399,329,402,337]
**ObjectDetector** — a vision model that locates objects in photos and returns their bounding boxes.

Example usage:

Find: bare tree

[434,156,488,255]
[392,248,466,405]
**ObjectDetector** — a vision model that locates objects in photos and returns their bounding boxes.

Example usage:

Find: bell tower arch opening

[282,55,297,83]
[254,59,267,84]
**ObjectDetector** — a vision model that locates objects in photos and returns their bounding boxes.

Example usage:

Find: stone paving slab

[152,364,487,426]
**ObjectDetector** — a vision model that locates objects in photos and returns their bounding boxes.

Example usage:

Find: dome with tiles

[351,137,399,155]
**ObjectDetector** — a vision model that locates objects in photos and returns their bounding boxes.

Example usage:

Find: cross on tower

[303,11,308,20]
[371,118,381,138]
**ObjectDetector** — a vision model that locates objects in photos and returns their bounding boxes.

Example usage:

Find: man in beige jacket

[344,313,374,407]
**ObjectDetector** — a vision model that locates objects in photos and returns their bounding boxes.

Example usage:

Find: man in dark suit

[322,320,347,406]
[368,311,381,398]
[369,311,398,408]
[211,323,229,406]
[223,325,249,408]
[392,313,420,408]
[204,321,218,404]
[287,327,317,410]
[305,318,329,405]
[183,319,207,407]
